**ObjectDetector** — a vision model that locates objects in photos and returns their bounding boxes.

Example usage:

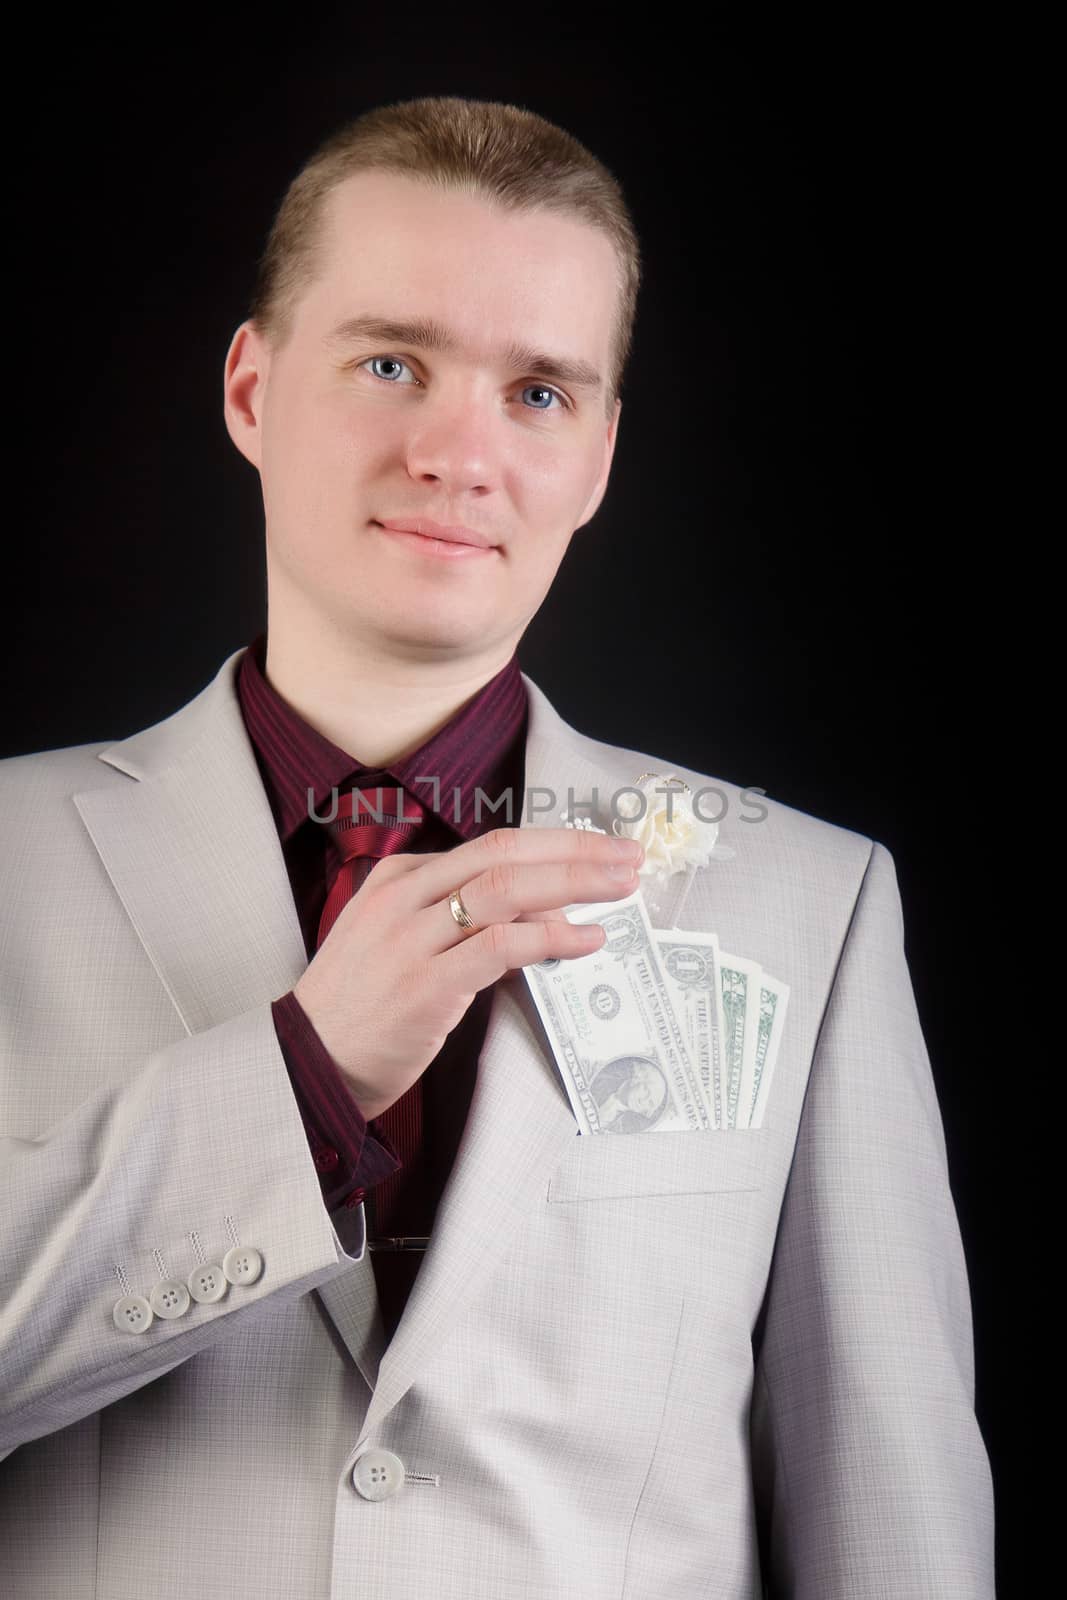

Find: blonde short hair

[248,95,642,421]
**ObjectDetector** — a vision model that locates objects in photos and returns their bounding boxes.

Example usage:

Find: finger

[409,857,639,953]
[433,915,608,995]
[431,855,639,958]
[398,825,643,913]
[500,906,572,977]
[354,851,427,884]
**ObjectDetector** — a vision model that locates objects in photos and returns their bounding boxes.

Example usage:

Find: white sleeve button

[186,1264,228,1303]
[149,1279,191,1319]
[113,1294,153,1334]
[222,1245,264,1285]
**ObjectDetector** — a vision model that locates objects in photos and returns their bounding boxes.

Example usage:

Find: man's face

[225,171,622,661]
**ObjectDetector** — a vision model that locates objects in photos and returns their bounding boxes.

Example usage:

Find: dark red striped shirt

[235,631,528,1214]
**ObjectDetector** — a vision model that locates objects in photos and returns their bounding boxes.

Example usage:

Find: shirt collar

[236,631,528,845]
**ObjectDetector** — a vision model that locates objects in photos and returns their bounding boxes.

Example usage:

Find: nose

[400,391,501,492]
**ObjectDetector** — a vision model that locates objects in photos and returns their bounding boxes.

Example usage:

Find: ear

[574,396,622,532]
[222,320,270,471]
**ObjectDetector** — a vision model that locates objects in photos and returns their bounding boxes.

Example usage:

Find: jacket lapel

[70,647,625,1419]
[72,648,308,1039]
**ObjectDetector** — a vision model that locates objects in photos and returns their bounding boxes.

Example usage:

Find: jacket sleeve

[749,841,995,1599]
[0,1002,366,1459]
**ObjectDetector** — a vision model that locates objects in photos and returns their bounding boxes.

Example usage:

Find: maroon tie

[315,784,426,950]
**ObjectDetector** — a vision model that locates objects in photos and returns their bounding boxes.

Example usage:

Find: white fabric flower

[611,774,718,878]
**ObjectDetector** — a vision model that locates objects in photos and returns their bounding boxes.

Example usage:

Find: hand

[292,825,645,1120]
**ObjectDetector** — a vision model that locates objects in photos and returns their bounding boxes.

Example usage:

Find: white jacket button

[351,1447,405,1501]
[186,1264,228,1303]
[149,1280,191,1319]
[113,1294,153,1333]
[222,1245,263,1285]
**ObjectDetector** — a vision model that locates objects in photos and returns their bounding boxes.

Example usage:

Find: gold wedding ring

[448,887,477,931]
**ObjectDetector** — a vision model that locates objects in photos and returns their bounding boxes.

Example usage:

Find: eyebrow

[323,314,603,392]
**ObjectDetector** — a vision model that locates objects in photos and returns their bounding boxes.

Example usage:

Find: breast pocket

[546,1126,768,1203]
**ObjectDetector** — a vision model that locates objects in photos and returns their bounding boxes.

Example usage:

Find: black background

[1,12,1017,1588]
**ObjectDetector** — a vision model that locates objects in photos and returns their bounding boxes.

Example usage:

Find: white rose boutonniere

[611,773,724,877]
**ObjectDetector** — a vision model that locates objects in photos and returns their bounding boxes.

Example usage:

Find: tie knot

[322,784,426,865]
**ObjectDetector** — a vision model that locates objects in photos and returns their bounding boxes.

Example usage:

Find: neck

[262,613,515,768]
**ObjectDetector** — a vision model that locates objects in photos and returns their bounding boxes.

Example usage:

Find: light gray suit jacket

[0,647,994,1599]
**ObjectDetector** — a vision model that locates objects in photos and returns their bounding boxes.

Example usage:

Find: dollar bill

[523,888,711,1133]
[653,929,726,1129]
[749,974,790,1129]
[717,950,763,1129]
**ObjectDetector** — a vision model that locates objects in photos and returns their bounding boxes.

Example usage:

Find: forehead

[301,170,618,360]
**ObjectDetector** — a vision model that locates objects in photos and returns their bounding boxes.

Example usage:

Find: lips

[375,516,498,549]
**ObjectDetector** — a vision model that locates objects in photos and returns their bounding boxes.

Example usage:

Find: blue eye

[360,355,568,411]
[521,384,565,412]
[364,356,414,385]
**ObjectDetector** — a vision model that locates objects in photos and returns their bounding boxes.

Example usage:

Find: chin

[377,613,492,651]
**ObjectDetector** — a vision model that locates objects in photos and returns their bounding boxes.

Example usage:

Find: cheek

[510,525,568,582]
[265,401,365,524]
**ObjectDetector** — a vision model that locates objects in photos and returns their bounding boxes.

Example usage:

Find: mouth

[372,519,500,559]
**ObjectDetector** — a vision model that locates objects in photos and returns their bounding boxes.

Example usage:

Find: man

[0,96,993,1598]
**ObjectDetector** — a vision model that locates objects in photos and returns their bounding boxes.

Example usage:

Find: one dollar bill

[523,888,711,1133]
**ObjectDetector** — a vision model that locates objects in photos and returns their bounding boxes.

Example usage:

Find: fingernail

[611,838,643,859]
